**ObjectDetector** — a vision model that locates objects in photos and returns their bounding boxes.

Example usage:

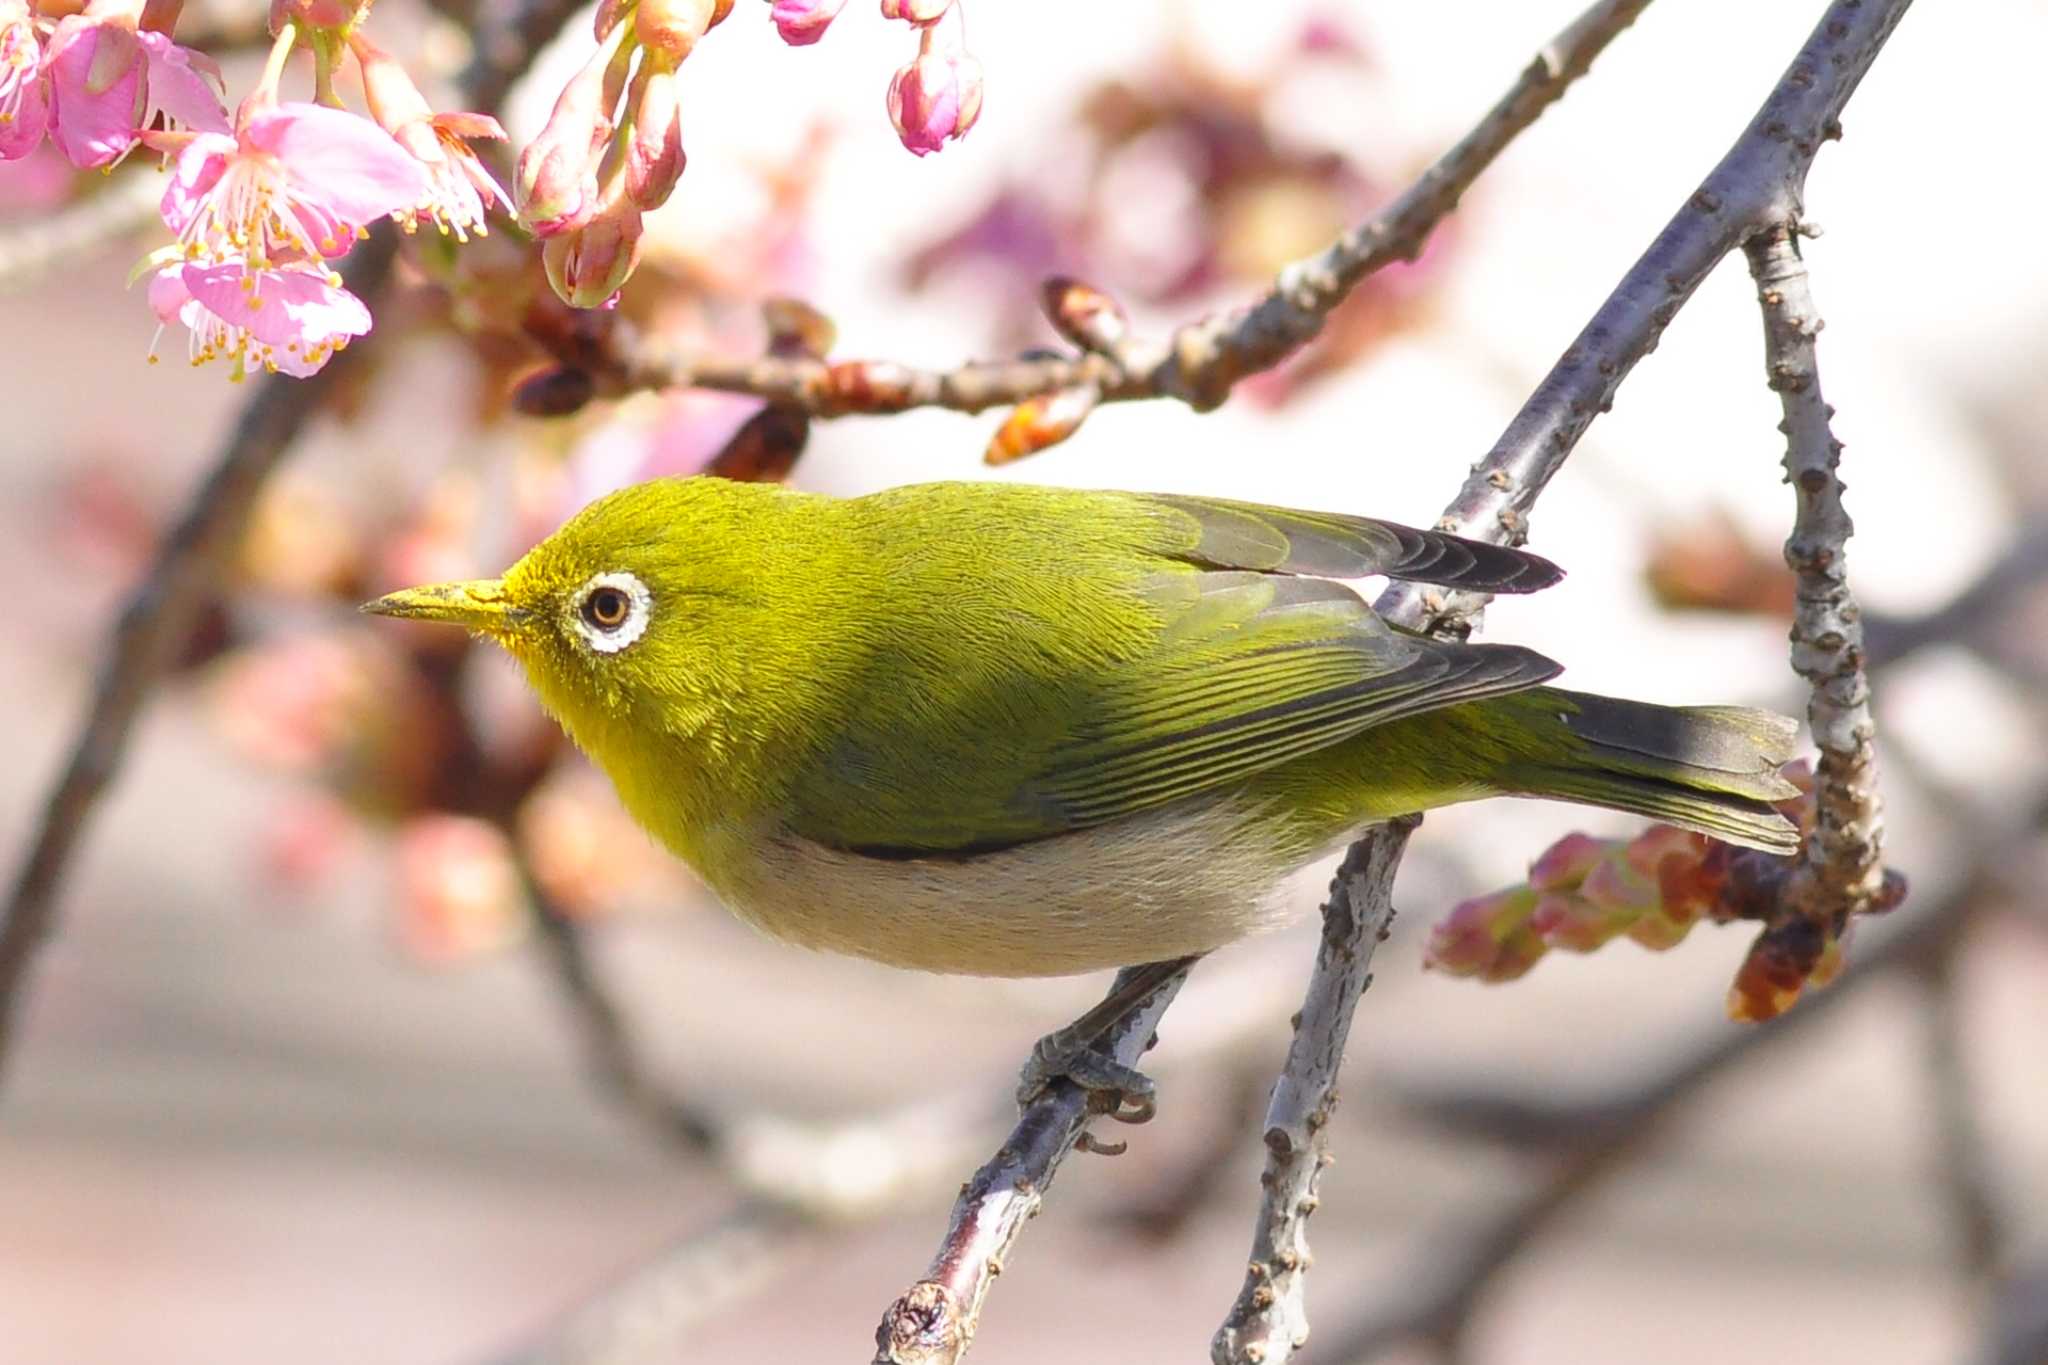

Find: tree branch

[524,0,1656,420]
[1746,227,1888,926]
[1211,821,1412,1365]
[1327,789,2033,1362]
[1202,3,1915,1359]
[871,963,1189,1365]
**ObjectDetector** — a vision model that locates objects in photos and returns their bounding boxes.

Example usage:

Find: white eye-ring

[572,571,652,653]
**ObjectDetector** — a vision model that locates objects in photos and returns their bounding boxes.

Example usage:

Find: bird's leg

[1015,956,1200,1124]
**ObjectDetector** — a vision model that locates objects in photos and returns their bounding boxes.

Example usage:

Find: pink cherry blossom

[134,30,228,137]
[770,0,847,45]
[0,0,48,161]
[162,101,430,268]
[149,260,372,378]
[393,112,510,242]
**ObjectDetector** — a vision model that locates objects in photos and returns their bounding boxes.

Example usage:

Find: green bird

[365,477,1799,989]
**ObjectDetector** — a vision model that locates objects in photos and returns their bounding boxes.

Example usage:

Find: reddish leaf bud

[824,359,917,412]
[984,384,1098,465]
[1041,276,1129,355]
[706,404,810,483]
[761,297,836,358]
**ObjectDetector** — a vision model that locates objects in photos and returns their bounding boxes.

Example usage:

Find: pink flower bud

[771,0,846,45]
[514,42,618,236]
[1528,892,1631,953]
[542,194,644,308]
[1527,830,1612,892]
[1576,855,1657,919]
[267,0,360,34]
[885,3,980,156]
[635,0,731,62]
[1423,885,1540,979]
[621,62,683,210]
[880,0,951,22]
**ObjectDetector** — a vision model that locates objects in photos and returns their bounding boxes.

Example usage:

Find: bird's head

[362,477,791,754]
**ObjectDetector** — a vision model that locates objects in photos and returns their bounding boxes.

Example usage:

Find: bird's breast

[697,793,1342,977]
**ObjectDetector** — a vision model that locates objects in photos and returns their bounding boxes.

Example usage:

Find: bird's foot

[1014,1031,1157,1127]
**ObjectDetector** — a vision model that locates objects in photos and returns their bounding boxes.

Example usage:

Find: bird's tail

[1492,687,1803,852]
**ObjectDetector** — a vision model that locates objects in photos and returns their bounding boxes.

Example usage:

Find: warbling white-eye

[366,478,1798,1100]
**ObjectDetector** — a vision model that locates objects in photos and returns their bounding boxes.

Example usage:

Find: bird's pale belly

[702,793,1352,977]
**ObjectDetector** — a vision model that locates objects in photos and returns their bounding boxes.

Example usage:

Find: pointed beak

[360,579,519,632]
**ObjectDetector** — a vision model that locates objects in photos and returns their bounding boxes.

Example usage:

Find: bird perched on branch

[367,477,1798,1100]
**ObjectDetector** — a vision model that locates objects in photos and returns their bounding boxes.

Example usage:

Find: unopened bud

[762,297,836,358]
[706,405,810,482]
[542,197,645,308]
[592,0,634,40]
[514,42,619,236]
[268,0,361,35]
[770,0,846,45]
[355,32,435,131]
[885,8,982,156]
[984,384,1098,465]
[823,359,916,412]
[1526,830,1610,893]
[1042,276,1128,355]
[634,0,731,62]
[879,0,950,22]
[622,63,684,210]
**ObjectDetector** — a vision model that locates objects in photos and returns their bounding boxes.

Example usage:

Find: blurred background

[3,1,2046,1362]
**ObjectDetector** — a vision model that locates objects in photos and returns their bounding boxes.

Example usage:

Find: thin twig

[1376,0,1918,636]
[0,0,591,1091]
[1746,227,1888,921]
[870,963,1189,1365]
[1212,821,1413,1365]
[533,0,1657,419]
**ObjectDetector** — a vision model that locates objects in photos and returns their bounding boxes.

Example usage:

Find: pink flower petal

[243,102,430,225]
[431,110,505,141]
[46,17,145,168]
[159,130,233,233]
[136,30,230,136]
[147,264,192,322]
[0,6,49,160]
[181,261,371,351]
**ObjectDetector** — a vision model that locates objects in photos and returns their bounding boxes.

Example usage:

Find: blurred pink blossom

[879,0,951,23]
[0,1,49,161]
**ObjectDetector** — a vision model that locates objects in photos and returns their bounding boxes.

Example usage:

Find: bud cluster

[513,0,732,308]
[767,0,983,158]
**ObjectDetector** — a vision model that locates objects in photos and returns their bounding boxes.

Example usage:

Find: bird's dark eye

[583,585,631,631]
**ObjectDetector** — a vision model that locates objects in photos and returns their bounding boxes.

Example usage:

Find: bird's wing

[1140,493,1562,594]
[774,486,1562,857]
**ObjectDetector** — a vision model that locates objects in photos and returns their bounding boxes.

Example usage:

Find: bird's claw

[1015,1034,1158,1129]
